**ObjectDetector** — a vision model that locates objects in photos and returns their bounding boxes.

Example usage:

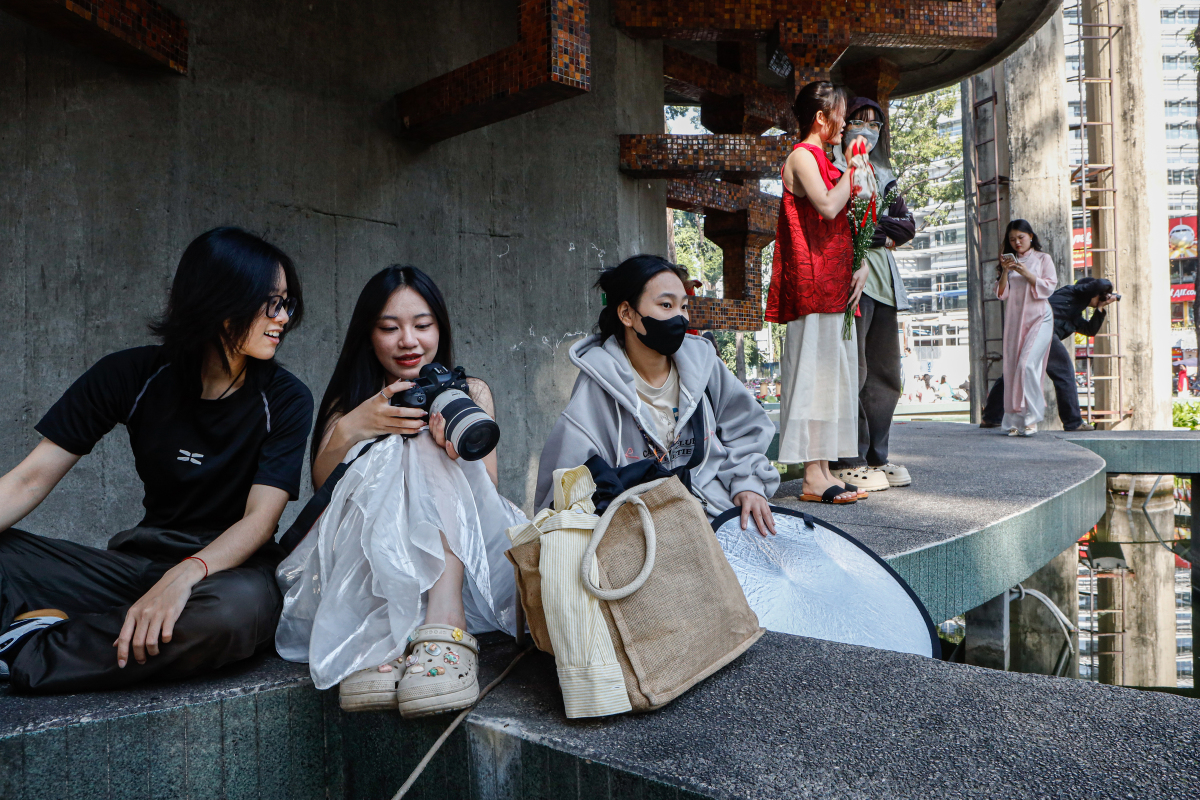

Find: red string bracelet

[184,556,208,579]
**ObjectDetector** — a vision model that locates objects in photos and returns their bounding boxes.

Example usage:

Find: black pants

[0,526,282,694]
[831,295,902,470]
[982,336,1081,429]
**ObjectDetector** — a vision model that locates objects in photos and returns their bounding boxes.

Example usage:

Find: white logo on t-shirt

[177,449,204,465]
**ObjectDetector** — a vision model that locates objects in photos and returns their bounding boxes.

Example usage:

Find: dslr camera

[391,363,500,461]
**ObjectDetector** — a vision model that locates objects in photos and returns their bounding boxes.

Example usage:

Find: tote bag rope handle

[579,477,670,601]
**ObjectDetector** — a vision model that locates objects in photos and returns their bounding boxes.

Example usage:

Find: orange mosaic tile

[395,0,590,143]
[615,1,996,50]
[0,0,188,73]
[665,46,796,133]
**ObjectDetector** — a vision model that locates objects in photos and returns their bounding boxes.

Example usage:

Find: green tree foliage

[888,87,963,229]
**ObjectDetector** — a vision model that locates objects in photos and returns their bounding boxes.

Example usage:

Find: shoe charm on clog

[443,651,459,665]
[407,664,424,675]
[425,643,441,656]
[426,666,445,677]
[405,653,420,667]
[407,633,415,643]
[451,628,464,642]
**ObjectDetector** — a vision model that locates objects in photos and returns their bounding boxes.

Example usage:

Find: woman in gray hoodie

[536,255,780,535]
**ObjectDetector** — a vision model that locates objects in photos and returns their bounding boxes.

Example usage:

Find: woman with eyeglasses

[0,227,313,693]
[827,97,916,493]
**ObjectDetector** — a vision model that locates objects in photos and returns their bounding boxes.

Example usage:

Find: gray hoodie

[535,333,780,515]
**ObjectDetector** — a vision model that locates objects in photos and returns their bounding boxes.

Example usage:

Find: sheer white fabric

[778,312,859,463]
[275,433,524,690]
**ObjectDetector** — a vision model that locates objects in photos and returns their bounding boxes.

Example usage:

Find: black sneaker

[979,421,1001,429]
[1064,423,1095,432]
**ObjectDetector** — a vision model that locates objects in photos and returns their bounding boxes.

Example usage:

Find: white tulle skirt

[275,433,525,690]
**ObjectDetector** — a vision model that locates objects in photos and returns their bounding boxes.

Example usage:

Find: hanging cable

[391,645,534,800]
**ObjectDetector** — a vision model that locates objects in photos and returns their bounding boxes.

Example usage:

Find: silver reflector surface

[712,507,939,658]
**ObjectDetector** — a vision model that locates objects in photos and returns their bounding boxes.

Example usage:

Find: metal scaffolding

[964,65,1009,415]
[1066,0,1127,427]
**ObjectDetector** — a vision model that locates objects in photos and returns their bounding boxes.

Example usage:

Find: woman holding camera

[537,254,779,535]
[275,266,523,718]
[996,219,1058,436]
[0,227,312,693]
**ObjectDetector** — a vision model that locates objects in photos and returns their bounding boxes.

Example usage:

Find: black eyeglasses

[846,119,882,132]
[265,295,297,319]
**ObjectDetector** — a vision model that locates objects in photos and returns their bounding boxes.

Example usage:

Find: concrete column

[964,591,1009,671]
[1009,544,1079,678]
[1192,474,1199,690]
[1093,475,1177,687]
[1082,0,1172,429]
[1003,9,1074,431]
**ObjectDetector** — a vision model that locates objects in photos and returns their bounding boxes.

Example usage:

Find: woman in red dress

[766,81,867,504]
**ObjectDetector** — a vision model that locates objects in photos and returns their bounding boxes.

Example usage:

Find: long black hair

[150,226,303,381]
[595,254,687,344]
[793,81,846,141]
[312,265,452,461]
[1002,219,1044,256]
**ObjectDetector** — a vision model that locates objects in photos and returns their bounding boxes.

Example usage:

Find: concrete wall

[0,0,667,546]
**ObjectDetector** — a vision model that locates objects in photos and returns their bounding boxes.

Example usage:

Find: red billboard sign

[1172,283,1196,303]
[1072,227,1092,271]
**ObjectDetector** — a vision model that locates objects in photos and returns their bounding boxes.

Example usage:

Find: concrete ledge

[773,422,1109,621]
[1055,429,1200,475]
[5,633,1198,800]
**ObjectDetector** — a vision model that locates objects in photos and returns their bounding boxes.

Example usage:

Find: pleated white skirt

[778,312,859,463]
[274,433,525,689]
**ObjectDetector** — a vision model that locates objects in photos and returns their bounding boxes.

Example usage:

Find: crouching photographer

[274,266,525,718]
[981,276,1119,432]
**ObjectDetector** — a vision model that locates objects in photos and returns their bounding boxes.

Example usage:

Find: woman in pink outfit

[995,219,1058,436]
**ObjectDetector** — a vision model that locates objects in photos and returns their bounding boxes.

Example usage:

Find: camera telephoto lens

[429,389,500,461]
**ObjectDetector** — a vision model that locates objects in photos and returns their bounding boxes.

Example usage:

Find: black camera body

[391,363,470,410]
[391,363,500,461]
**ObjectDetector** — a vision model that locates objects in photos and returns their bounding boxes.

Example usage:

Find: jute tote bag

[508,474,763,713]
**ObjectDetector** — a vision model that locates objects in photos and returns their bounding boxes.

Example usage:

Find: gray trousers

[830,295,902,470]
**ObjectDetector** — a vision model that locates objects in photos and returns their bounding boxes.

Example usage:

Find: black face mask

[635,312,688,356]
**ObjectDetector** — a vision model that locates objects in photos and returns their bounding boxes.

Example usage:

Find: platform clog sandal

[396,624,479,719]
[339,660,402,712]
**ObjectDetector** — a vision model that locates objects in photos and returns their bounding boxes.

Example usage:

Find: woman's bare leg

[375,533,466,673]
[425,533,468,630]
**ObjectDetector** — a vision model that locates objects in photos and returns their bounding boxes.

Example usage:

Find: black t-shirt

[36,346,313,535]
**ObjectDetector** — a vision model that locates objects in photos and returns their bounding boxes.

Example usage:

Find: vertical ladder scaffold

[1066,0,1127,427]
[965,65,1008,405]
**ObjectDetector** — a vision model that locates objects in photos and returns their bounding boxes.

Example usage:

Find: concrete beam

[614,0,997,49]
[395,0,591,144]
[664,46,796,133]
[619,133,791,180]
[0,0,187,73]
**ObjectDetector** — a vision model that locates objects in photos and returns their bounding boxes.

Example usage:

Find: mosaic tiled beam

[395,0,590,143]
[620,134,791,180]
[666,178,777,236]
[615,0,996,50]
[666,178,778,332]
[0,0,188,73]
[664,46,795,134]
